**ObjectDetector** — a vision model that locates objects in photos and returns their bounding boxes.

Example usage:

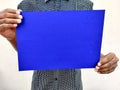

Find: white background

[0,0,120,90]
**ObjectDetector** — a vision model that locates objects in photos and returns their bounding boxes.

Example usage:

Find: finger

[99,69,114,74]
[0,18,22,24]
[98,65,117,74]
[2,8,20,14]
[98,63,118,73]
[0,12,22,19]
[94,66,100,72]
[0,13,22,19]
[0,24,17,32]
[99,57,119,69]
[0,9,22,19]
[98,53,116,66]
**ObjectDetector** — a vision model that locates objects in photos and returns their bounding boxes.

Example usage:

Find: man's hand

[95,53,119,74]
[0,8,22,49]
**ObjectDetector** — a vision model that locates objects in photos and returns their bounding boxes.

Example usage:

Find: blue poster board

[16,10,105,71]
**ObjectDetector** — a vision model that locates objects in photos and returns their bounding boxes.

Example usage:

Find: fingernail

[98,62,101,66]
[13,24,17,27]
[95,66,100,71]
[17,19,21,23]
[16,11,20,14]
[96,66,100,70]
[18,15,23,19]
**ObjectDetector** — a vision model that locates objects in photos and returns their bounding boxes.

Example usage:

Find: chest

[18,0,93,11]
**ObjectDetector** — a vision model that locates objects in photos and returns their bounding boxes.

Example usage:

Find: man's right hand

[0,8,22,49]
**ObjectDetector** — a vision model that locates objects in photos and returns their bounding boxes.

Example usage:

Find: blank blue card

[16,10,105,71]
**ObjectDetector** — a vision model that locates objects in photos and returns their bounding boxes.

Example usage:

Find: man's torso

[18,0,93,90]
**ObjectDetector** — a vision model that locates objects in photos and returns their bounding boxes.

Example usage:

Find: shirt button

[55,78,58,80]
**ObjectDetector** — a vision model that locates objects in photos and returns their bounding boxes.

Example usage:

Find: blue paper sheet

[16,10,105,71]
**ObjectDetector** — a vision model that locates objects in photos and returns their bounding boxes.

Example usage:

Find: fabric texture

[17,0,93,90]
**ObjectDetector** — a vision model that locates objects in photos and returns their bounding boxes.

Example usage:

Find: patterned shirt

[18,0,93,90]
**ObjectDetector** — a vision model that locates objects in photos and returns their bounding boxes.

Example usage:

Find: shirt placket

[53,70,59,90]
[54,0,61,10]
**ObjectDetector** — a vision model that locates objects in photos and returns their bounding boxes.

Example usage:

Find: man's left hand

[95,53,119,74]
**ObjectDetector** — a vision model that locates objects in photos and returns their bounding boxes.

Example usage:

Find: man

[0,0,119,90]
